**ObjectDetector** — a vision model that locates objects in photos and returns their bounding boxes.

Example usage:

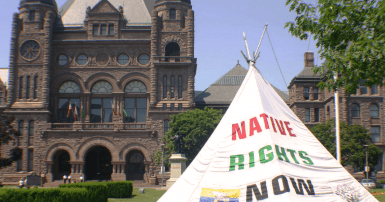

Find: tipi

[158,62,377,201]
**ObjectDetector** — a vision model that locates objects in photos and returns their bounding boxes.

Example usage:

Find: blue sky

[0,0,321,91]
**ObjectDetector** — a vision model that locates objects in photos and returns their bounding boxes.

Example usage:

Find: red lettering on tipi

[260,114,270,129]
[249,117,262,136]
[275,119,286,135]
[232,121,246,140]
[270,117,277,132]
[284,121,296,137]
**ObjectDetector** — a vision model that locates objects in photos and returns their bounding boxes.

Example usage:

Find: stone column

[111,162,126,181]
[45,161,54,182]
[166,154,187,188]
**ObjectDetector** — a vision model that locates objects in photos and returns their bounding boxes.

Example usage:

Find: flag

[118,104,122,117]
[66,101,71,118]
[73,103,78,120]
[122,102,128,117]
[112,101,117,115]
[81,102,85,118]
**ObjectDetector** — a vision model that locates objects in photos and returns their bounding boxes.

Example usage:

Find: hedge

[0,188,101,202]
[59,181,133,198]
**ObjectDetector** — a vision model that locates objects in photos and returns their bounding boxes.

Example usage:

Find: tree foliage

[159,108,223,165]
[285,0,385,94]
[310,119,382,171]
[0,115,22,168]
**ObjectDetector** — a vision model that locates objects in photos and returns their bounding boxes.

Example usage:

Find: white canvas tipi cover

[158,63,378,202]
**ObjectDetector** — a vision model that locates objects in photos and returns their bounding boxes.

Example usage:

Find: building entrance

[53,150,71,180]
[85,146,112,181]
[126,150,145,180]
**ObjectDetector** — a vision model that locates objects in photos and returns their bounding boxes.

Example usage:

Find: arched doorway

[52,150,71,180]
[165,42,180,61]
[85,146,112,181]
[126,150,145,180]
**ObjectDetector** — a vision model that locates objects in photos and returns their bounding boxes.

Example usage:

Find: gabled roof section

[60,0,154,26]
[89,0,120,14]
[195,62,289,105]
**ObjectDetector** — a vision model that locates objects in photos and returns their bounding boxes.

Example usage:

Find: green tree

[0,115,22,168]
[158,108,223,165]
[285,0,385,94]
[311,119,382,171]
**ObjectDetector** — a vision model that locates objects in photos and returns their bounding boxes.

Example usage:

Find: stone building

[1,0,196,185]
[195,61,289,113]
[0,79,6,107]
[288,51,384,175]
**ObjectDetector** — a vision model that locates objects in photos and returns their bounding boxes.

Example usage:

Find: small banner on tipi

[158,63,378,202]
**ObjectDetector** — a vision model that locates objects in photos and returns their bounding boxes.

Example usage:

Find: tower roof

[59,0,155,25]
[20,0,58,7]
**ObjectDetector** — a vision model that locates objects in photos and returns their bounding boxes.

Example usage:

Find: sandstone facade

[1,0,196,185]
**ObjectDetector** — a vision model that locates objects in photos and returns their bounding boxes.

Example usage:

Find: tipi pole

[334,74,341,164]
[254,23,268,60]
[243,32,252,60]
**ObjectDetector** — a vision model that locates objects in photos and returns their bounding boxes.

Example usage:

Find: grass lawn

[371,189,385,201]
[108,188,166,202]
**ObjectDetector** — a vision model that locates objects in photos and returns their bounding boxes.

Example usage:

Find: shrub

[0,188,97,202]
[106,181,133,198]
[60,181,133,199]
[59,182,108,201]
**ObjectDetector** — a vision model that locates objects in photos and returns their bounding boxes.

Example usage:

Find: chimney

[304,52,314,67]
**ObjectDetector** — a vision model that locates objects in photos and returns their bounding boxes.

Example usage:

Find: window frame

[371,85,378,95]
[26,76,30,99]
[123,98,147,123]
[90,98,113,123]
[101,24,107,35]
[178,76,182,98]
[29,10,36,21]
[170,8,176,19]
[305,108,310,122]
[57,98,80,123]
[314,108,320,122]
[350,104,360,118]
[313,87,319,100]
[163,76,167,98]
[58,54,68,66]
[164,120,170,135]
[138,54,150,65]
[117,54,129,65]
[371,126,381,143]
[93,24,99,35]
[370,104,379,118]
[76,54,88,65]
[108,24,114,35]
[19,76,23,99]
[304,87,310,100]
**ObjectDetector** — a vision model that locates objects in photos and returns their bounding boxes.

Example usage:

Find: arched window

[26,76,30,99]
[351,104,360,118]
[370,104,379,118]
[33,76,38,99]
[59,81,80,93]
[125,81,147,93]
[165,42,180,59]
[164,120,170,135]
[163,76,167,98]
[19,76,23,99]
[170,76,175,98]
[90,81,113,123]
[91,81,113,93]
[178,76,182,98]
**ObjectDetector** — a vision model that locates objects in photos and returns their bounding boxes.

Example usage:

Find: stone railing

[153,56,193,63]
[51,123,73,130]
[124,123,147,130]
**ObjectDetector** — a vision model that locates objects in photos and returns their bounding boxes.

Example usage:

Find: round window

[76,54,88,65]
[58,54,68,66]
[118,54,129,65]
[20,40,40,61]
[138,54,150,65]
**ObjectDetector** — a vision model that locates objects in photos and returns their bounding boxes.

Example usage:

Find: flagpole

[334,73,341,164]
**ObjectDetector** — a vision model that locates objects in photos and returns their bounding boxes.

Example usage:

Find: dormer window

[170,8,176,19]
[29,10,36,21]
[93,24,99,35]
[101,24,107,35]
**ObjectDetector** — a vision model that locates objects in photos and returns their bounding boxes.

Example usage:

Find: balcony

[153,56,194,63]
[50,123,147,131]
